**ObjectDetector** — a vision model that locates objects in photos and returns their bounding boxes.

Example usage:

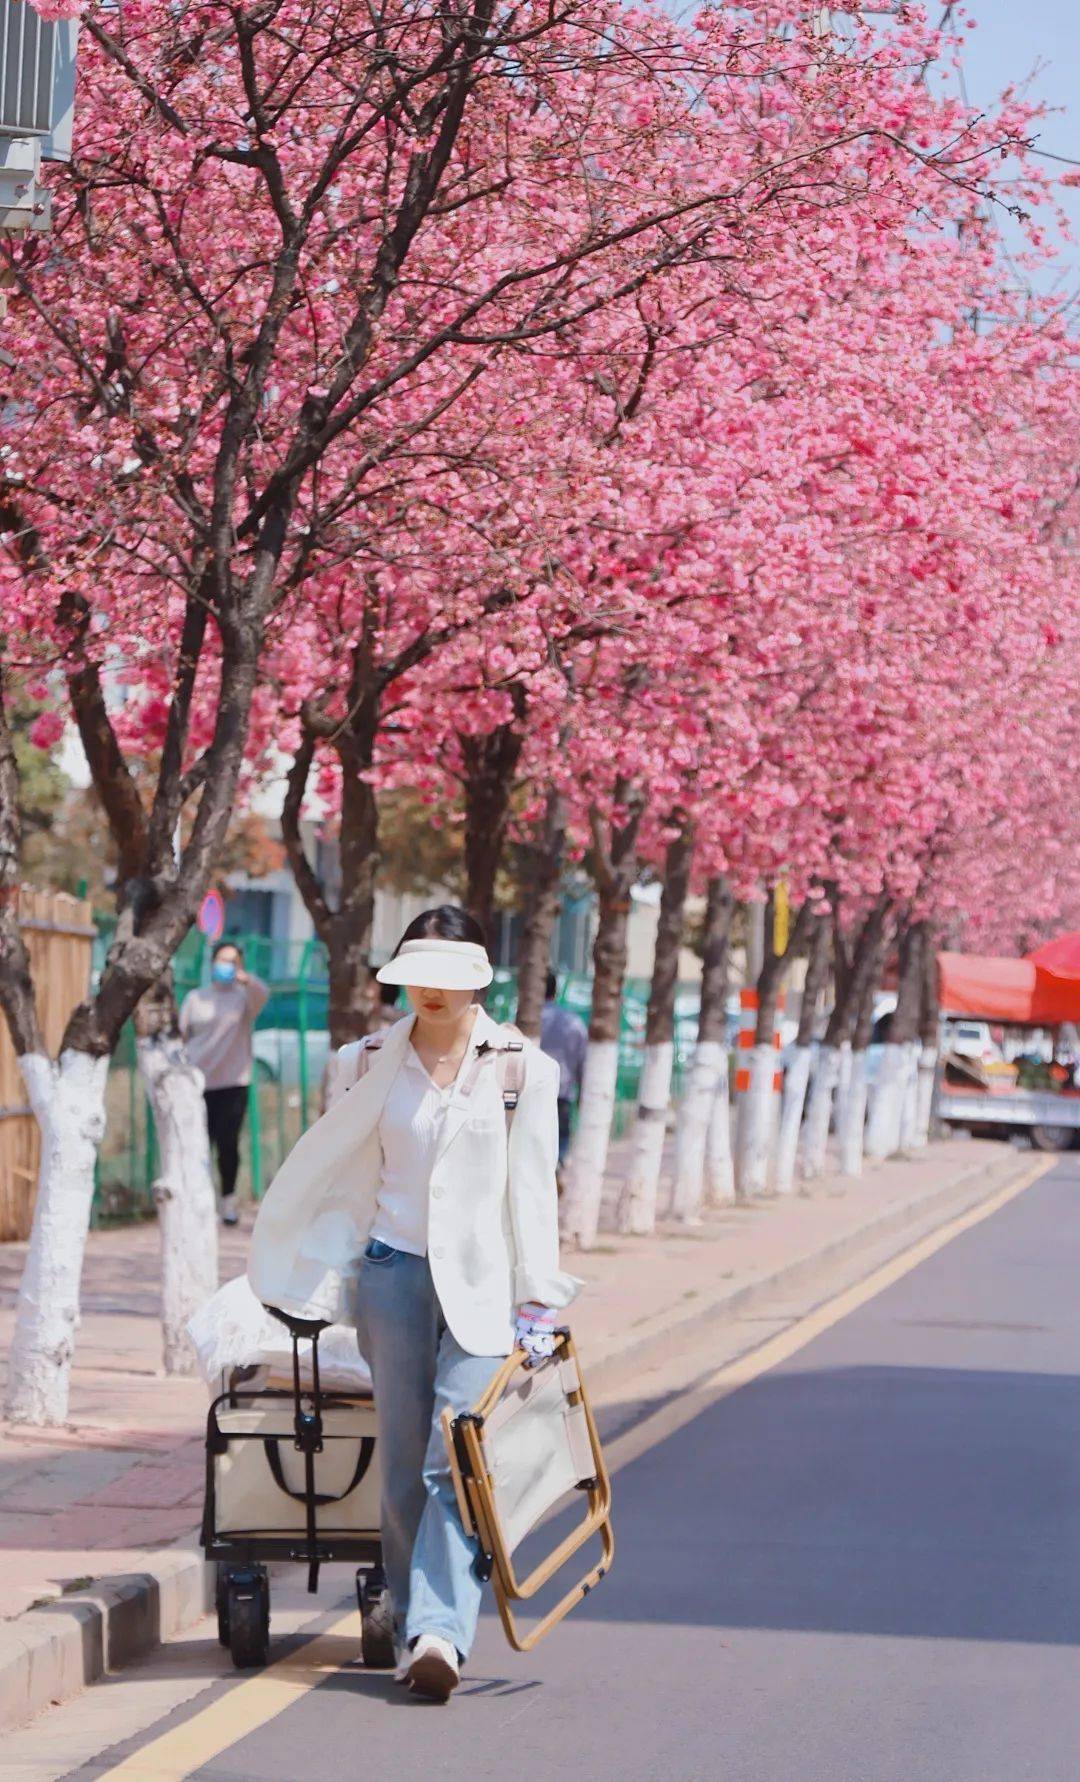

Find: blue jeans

[354,1244,502,1660]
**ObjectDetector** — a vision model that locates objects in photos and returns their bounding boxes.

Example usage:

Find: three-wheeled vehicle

[935,949,1080,1152]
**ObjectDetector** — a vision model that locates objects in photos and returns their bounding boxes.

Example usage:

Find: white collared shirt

[368,1041,469,1257]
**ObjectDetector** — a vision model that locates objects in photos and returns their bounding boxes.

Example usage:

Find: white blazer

[247,1006,581,1356]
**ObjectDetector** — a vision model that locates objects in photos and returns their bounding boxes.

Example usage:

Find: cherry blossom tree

[6,0,811,1421]
[1,0,1073,1423]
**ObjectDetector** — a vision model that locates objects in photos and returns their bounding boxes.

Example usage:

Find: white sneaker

[221,1194,239,1227]
[393,1643,411,1685]
[406,1633,460,1702]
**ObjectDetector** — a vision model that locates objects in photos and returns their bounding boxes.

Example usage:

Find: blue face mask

[212,960,238,984]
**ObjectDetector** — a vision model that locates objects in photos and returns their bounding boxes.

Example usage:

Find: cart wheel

[357,1567,396,1670]
[227,1567,270,1669]
[215,1562,232,1648]
[1031,1123,1075,1152]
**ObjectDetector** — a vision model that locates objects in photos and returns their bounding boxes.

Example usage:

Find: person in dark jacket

[539,971,588,1171]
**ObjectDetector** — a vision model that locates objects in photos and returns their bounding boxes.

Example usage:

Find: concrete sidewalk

[0,1132,1040,1729]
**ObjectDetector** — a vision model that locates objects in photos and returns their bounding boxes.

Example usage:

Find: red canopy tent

[1027,932,1080,976]
[938,943,1080,1025]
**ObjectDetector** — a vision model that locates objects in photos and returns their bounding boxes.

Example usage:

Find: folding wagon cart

[201,1307,393,1670]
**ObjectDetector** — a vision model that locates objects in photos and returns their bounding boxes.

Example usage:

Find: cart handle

[264,1304,334,1340]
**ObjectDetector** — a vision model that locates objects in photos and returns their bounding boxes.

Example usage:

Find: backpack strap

[456,1022,527,1133]
[350,1031,385,1086]
[351,1023,526,1131]
[493,1023,527,1127]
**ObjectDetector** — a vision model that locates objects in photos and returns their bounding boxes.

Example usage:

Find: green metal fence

[92,931,700,1224]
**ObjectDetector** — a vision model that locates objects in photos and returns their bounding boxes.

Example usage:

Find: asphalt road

[21,1153,1080,1781]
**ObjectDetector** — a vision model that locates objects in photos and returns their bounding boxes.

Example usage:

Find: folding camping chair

[442,1329,614,1652]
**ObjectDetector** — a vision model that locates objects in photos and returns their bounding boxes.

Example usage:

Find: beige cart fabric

[481,1352,596,1555]
[213,1397,380,1538]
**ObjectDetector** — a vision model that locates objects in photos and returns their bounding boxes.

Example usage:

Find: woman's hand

[515,1301,558,1367]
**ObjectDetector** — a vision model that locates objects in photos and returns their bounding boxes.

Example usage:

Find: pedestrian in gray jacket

[179,940,268,1225]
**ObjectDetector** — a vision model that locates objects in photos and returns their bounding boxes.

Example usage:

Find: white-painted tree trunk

[670,1039,726,1222]
[620,1041,674,1236]
[838,1050,869,1178]
[704,1052,735,1206]
[801,1044,840,1182]
[898,1040,921,1153]
[913,1043,938,1149]
[136,1035,219,1375]
[4,1050,110,1427]
[561,1040,618,1250]
[735,1043,778,1198]
[865,1043,906,1161]
[834,1040,853,1146]
[775,1045,812,1195]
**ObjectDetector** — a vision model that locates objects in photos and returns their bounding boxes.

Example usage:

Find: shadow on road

[524,1358,1080,1648]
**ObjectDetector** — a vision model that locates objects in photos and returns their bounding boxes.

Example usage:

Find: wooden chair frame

[442,1330,614,1652]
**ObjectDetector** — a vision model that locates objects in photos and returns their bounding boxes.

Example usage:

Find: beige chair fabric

[442,1333,614,1651]
[483,1352,596,1554]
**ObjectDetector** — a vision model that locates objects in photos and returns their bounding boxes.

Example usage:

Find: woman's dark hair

[212,938,244,963]
[392,904,487,956]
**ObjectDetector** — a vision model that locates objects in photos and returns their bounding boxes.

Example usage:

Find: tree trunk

[866,920,924,1161]
[325,766,380,1049]
[672,875,734,1220]
[460,706,525,942]
[838,1045,870,1177]
[775,914,830,1195]
[833,1041,853,1146]
[836,917,891,1179]
[3,1050,109,1426]
[282,724,381,1051]
[801,896,888,1183]
[802,1045,841,1181]
[133,973,218,1376]
[137,1034,219,1375]
[560,782,645,1250]
[620,820,693,1235]
[704,1060,735,1205]
[898,1037,921,1153]
[737,892,814,1198]
[513,788,566,1040]
[914,926,940,1148]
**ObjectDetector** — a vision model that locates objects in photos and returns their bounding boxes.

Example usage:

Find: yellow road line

[97,1611,363,1780]
[99,1153,1052,1780]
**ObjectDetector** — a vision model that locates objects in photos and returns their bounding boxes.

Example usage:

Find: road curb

[0,1536,211,1735]
[583,1144,1042,1396]
[0,1143,1046,1733]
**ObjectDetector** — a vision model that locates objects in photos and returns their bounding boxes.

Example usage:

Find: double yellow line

[100,1154,1052,1780]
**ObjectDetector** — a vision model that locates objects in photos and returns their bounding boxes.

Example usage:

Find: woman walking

[248,907,579,1701]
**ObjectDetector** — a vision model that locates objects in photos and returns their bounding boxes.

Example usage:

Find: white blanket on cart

[187,1275,372,1394]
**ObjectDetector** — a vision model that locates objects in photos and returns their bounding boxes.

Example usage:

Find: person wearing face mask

[179,940,269,1226]
[247,906,580,1701]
